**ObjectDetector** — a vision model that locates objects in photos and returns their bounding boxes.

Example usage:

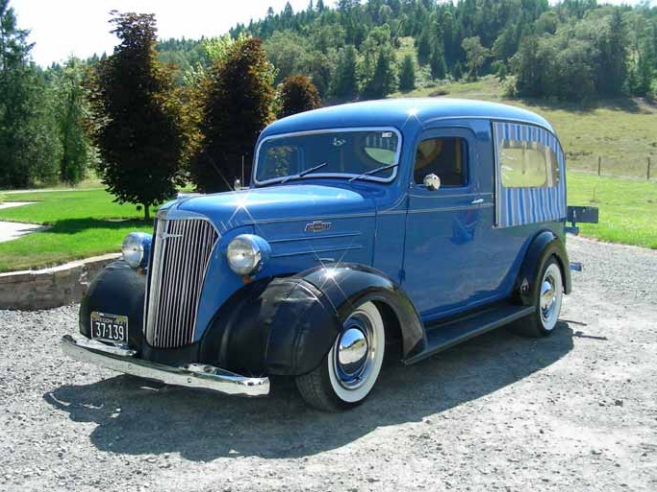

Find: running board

[404,303,535,365]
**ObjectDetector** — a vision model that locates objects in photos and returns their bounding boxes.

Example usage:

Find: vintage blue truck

[62,98,597,411]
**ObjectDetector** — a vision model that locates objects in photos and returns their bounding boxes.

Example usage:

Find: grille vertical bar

[144,217,218,348]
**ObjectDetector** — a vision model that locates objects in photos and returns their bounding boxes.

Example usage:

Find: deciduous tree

[461,36,490,81]
[86,12,186,220]
[189,37,275,192]
[279,74,321,117]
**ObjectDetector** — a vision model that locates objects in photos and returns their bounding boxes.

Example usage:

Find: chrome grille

[144,216,218,348]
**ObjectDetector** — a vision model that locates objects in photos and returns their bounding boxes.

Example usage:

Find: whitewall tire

[296,301,385,411]
[510,257,564,338]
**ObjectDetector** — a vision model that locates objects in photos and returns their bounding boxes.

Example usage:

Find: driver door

[401,126,489,321]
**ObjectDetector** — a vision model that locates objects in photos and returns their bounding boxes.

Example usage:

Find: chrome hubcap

[337,328,369,375]
[539,264,563,330]
[333,311,376,390]
[540,279,556,313]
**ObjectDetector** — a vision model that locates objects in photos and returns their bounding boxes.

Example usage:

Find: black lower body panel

[404,302,534,365]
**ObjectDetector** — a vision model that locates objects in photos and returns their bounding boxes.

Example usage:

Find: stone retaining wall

[0,254,120,310]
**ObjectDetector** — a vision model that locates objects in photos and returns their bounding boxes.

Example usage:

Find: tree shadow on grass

[39,218,152,235]
[45,322,574,461]
[513,95,645,115]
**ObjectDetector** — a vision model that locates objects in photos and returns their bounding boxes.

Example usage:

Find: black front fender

[79,260,146,349]
[300,264,426,360]
[201,264,426,377]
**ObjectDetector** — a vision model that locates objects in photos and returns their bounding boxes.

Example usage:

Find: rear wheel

[296,301,385,412]
[511,257,564,338]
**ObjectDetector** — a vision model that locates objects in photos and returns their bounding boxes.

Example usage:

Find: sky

[10,0,655,67]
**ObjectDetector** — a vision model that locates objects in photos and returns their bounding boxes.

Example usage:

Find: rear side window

[499,140,559,188]
[414,137,467,187]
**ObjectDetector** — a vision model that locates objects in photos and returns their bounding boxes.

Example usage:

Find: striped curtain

[493,121,567,228]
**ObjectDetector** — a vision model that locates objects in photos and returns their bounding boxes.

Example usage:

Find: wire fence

[567,155,655,181]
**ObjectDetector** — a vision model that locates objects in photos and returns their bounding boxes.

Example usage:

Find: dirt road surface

[1,236,656,492]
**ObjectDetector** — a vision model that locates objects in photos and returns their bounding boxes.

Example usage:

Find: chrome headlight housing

[121,232,152,269]
[226,234,270,276]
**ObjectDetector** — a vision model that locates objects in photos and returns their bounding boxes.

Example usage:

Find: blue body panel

[164,98,565,339]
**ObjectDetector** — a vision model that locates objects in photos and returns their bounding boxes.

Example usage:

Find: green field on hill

[392,74,657,181]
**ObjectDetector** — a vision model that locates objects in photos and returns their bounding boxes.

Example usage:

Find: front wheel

[296,301,385,412]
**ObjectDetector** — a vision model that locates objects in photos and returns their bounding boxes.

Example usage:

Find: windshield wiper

[349,163,399,182]
[280,162,328,184]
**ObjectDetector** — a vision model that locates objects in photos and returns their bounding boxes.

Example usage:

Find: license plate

[90,312,128,345]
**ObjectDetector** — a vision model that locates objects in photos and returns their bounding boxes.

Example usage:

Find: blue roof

[261,98,555,138]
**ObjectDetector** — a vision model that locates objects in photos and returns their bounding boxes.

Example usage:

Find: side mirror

[423,173,441,191]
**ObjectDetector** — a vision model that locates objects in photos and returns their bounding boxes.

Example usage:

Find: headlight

[121,232,152,269]
[226,234,270,276]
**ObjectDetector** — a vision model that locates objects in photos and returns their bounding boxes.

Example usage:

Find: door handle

[471,198,484,205]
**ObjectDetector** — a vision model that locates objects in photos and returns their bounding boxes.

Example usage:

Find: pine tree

[398,54,415,92]
[279,74,321,117]
[361,47,397,99]
[430,45,447,80]
[332,44,358,100]
[55,59,91,185]
[452,60,463,81]
[0,0,60,188]
[86,12,186,220]
[190,38,275,192]
[416,29,432,65]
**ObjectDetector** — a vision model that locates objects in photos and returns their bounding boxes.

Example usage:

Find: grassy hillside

[392,77,657,180]
[387,52,657,249]
[391,38,657,181]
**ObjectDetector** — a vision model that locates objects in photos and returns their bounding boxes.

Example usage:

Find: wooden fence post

[597,156,602,176]
[648,157,652,181]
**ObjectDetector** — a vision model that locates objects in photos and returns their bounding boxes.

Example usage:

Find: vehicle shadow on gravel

[44,322,573,460]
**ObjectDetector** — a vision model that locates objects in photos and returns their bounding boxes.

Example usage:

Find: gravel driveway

[1,236,656,492]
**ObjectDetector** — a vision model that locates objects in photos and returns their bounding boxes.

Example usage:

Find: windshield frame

[253,126,403,186]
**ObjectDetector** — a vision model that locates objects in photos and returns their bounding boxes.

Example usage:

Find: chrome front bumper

[60,335,270,397]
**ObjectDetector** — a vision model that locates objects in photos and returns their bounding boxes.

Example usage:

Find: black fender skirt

[514,230,572,306]
[79,260,146,348]
[79,261,425,377]
[200,264,426,377]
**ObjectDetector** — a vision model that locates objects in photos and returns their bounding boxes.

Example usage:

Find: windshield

[255,128,401,185]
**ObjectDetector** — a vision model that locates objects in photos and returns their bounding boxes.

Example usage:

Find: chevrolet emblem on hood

[304,221,332,233]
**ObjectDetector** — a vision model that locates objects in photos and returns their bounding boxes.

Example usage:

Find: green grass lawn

[567,173,657,249]
[0,190,153,273]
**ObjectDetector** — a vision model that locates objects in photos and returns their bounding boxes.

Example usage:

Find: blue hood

[175,184,376,233]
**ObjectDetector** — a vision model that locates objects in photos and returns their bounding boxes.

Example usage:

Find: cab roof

[261,98,555,138]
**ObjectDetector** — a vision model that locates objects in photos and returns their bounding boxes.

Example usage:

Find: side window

[500,140,559,188]
[414,137,467,187]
